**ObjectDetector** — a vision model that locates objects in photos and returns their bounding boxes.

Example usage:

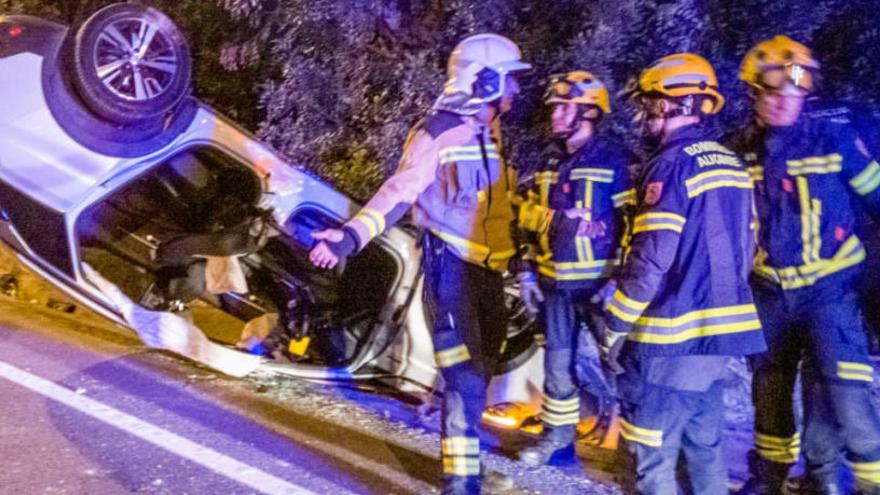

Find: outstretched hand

[309,228,344,269]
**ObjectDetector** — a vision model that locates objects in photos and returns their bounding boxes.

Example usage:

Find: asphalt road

[0,298,619,495]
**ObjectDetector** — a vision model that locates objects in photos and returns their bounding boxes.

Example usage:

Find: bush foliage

[4,0,879,200]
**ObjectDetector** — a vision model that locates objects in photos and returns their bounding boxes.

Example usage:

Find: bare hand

[309,229,344,269]
[564,207,591,219]
[577,220,607,239]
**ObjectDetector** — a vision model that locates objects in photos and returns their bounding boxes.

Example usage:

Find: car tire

[68,3,192,125]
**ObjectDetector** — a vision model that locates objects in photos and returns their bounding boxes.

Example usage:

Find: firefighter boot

[738,450,790,494]
[782,473,842,495]
[518,425,576,467]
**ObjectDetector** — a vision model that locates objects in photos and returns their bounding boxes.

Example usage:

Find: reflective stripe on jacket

[608,126,766,358]
[343,111,516,272]
[725,112,880,290]
[515,137,635,289]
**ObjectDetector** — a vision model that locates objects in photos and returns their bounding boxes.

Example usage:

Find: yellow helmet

[740,35,819,93]
[544,71,611,114]
[635,53,725,114]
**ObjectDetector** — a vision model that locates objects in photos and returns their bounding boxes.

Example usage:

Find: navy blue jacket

[607,126,766,358]
[514,136,635,290]
[725,111,880,290]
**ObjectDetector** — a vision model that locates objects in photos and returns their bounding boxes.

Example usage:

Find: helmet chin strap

[553,106,599,141]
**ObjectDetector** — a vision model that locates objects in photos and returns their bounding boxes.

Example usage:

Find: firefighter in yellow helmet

[598,53,765,493]
[725,35,880,495]
[511,71,635,465]
[309,33,530,494]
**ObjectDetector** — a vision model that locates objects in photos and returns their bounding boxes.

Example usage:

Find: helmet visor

[544,73,603,103]
[758,64,815,92]
[544,73,581,103]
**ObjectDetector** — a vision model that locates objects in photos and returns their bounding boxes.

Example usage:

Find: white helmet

[442,33,532,105]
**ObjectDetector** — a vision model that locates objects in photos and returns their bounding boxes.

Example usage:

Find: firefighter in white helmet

[310,33,530,494]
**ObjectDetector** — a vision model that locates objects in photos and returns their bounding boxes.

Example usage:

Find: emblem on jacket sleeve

[645,182,663,205]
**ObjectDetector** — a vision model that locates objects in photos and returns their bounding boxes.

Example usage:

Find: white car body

[0,13,544,408]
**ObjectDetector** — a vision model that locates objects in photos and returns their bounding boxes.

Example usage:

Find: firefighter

[599,53,766,494]
[724,36,880,495]
[513,71,635,466]
[308,33,530,494]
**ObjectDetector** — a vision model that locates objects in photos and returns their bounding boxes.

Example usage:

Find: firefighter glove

[516,271,544,315]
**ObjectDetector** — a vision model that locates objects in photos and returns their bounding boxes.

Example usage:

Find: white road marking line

[0,361,317,495]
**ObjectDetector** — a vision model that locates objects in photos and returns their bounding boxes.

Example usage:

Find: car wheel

[68,3,192,125]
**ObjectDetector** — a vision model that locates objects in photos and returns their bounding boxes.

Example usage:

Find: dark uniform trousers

[750,271,880,491]
[422,234,508,494]
[540,286,615,442]
[616,356,728,495]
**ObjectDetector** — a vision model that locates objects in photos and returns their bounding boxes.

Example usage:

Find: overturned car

[0,3,547,412]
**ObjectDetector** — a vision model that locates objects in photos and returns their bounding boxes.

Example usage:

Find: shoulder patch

[423,111,463,138]
[645,182,663,206]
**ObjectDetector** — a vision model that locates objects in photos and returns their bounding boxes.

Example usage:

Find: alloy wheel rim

[93,16,179,102]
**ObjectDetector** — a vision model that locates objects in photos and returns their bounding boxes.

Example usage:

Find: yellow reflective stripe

[811,199,822,263]
[352,208,386,239]
[635,304,756,327]
[687,179,753,198]
[542,411,581,425]
[684,168,750,186]
[442,457,481,476]
[607,304,640,323]
[796,177,812,265]
[786,153,843,175]
[543,394,580,408]
[613,188,637,207]
[536,171,559,206]
[440,154,500,164]
[585,185,595,259]
[435,344,471,367]
[684,169,752,198]
[551,259,615,270]
[757,450,800,463]
[633,212,686,234]
[632,223,683,234]
[849,459,880,484]
[614,289,650,311]
[576,182,595,261]
[440,145,499,155]
[634,212,687,222]
[537,259,615,281]
[630,319,762,345]
[570,167,614,183]
[839,361,874,372]
[439,145,500,164]
[619,418,663,447]
[755,432,801,463]
[442,436,480,456]
[607,289,649,324]
[429,229,515,262]
[837,361,874,382]
[754,235,866,289]
[838,372,874,382]
[756,432,800,446]
[850,160,880,195]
